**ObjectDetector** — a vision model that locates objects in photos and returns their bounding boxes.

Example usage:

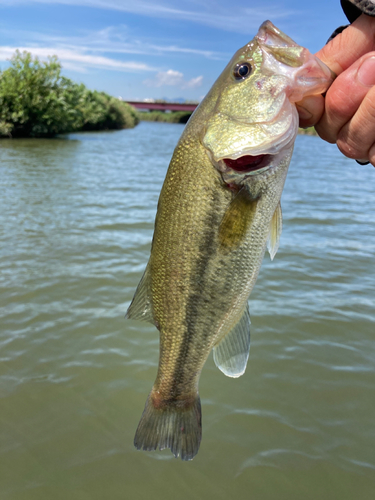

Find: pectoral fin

[213,305,251,378]
[125,262,155,325]
[267,202,282,261]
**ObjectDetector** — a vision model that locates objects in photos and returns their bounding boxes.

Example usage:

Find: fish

[126,20,334,461]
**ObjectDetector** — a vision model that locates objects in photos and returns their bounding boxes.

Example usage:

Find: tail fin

[134,393,202,461]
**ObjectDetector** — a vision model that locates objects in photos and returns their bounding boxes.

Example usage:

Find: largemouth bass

[127,21,333,460]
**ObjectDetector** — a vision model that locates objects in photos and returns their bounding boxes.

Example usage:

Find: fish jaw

[218,143,295,190]
[256,20,335,102]
[202,20,334,187]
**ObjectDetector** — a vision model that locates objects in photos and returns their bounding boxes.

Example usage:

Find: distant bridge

[125,101,198,112]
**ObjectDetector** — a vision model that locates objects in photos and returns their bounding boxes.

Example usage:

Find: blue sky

[0,1,347,101]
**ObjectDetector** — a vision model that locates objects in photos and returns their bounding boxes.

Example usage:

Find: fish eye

[233,62,252,80]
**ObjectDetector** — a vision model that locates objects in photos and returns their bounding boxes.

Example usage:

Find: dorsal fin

[267,201,282,261]
[213,305,251,378]
[125,262,155,325]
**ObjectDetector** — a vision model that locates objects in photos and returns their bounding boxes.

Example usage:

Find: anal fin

[125,262,155,325]
[213,305,251,378]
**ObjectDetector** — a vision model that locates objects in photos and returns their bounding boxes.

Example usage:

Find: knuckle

[336,92,375,159]
[315,123,336,144]
[336,131,366,159]
[361,92,375,121]
[325,86,357,122]
[336,139,363,159]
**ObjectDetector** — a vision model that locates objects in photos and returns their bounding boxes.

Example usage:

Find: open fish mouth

[223,154,272,174]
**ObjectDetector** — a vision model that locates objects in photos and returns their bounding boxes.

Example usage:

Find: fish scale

[126,21,334,460]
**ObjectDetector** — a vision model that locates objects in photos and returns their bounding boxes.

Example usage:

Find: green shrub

[80,91,139,131]
[0,51,138,138]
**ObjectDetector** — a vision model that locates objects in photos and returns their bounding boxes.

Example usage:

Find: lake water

[1,121,374,500]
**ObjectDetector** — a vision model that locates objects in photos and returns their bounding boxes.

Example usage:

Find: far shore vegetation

[0,51,139,138]
[138,110,193,124]
[298,126,318,136]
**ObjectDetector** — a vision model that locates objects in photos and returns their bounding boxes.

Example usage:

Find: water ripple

[0,123,374,498]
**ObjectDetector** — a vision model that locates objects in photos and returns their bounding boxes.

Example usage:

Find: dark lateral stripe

[170,189,222,393]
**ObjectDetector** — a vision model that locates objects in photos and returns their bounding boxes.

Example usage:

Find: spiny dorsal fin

[267,202,282,261]
[125,262,155,325]
[213,305,251,378]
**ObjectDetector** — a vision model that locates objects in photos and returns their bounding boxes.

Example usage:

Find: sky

[0,0,348,102]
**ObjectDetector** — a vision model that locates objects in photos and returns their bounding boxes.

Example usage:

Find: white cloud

[0,46,157,72]
[147,69,185,87]
[185,75,203,88]
[0,25,224,62]
[144,69,203,89]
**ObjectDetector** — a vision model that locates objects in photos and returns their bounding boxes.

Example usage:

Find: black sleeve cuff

[341,0,375,23]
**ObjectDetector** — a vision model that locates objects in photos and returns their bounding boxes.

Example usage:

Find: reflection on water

[1,122,374,500]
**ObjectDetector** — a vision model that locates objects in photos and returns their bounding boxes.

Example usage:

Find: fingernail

[296,104,313,120]
[357,56,375,86]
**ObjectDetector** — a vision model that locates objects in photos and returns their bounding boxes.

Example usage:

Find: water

[1,122,374,500]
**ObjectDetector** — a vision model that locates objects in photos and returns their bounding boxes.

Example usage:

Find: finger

[368,143,375,167]
[336,83,375,161]
[297,14,375,129]
[296,95,325,128]
[316,14,375,75]
[315,53,375,143]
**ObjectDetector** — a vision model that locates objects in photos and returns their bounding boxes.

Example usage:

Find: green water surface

[1,123,374,500]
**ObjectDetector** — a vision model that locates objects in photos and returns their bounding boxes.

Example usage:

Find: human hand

[297,14,375,166]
